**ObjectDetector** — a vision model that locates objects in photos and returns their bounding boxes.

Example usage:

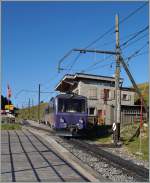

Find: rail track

[23,120,149,182]
[66,138,149,181]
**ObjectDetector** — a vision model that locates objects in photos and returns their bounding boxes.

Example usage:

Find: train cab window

[58,98,86,113]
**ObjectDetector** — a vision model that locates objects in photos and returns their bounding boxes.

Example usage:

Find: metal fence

[121,110,147,126]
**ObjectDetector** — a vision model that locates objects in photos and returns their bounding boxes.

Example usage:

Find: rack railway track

[66,138,149,181]
[23,120,149,182]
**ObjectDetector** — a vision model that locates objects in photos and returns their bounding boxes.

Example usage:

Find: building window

[104,89,110,100]
[128,95,131,101]
[89,88,97,99]
[122,94,128,100]
[89,107,95,115]
[111,90,115,100]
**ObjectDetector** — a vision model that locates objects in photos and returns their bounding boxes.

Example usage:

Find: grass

[126,136,149,160]
[95,134,112,144]
[120,123,140,142]
[93,123,149,161]
[1,123,22,130]
[124,123,149,160]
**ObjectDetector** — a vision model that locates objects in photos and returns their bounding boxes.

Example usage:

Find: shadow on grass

[71,124,113,142]
[85,124,112,139]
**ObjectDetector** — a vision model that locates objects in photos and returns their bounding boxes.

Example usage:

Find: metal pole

[139,97,143,154]
[114,14,121,145]
[73,48,117,55]
[119,55,148,113]
[38,84,40,123]
[32,98,34,120]
[28,98,30,119]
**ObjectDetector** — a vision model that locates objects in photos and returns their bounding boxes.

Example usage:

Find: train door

[98,110,104,125]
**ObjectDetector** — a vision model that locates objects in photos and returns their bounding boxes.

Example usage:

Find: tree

[1,95,12,110]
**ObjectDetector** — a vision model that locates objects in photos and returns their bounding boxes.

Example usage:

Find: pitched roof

[55,73,124,91]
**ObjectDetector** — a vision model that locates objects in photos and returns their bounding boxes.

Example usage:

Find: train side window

[45,107,49,114]
[49,101,54,113]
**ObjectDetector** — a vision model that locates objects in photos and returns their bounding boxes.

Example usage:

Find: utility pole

[32,98,34,106]
[32,98,34,120]
[38,84,41,123]
[113,14,121,145]
[22,104,24,119]
[57,14,148,146]
[28,98,31,119]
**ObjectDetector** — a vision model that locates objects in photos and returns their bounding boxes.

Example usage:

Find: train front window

[58,99,86,113]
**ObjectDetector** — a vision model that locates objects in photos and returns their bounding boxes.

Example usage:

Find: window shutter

[128,95,131,101]
[111,90,115,99]
[101,89,104,99]
[89,88,97,99]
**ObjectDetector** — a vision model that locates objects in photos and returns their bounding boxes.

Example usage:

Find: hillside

[17,102,48,122]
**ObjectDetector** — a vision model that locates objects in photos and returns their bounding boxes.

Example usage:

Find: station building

[55,73,143,126]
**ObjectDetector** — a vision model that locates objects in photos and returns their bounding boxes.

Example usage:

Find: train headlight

[63,123,67,128]
[77,123,83,129]
[60,117,65,123]
[79,119,84,124]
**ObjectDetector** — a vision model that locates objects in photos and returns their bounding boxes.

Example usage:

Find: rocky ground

[86,140,149,169]
[54,136,148,182]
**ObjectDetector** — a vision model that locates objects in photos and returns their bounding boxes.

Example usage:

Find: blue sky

[2,1,149,108]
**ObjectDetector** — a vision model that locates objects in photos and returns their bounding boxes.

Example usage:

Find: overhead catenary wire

[120,26,149,47]
[81,25,148,73]
[96,25,148,49]
[83,40,148,73]
[81,24,148,72]
[15,89,55,99]
[40,67,69,91]
[59,23,148,75]
[125,41,149,64]
[82,54,113,72]
[86,60,115,72]
[67,53,82,74]
[84,2,148,49]
[120,25,148,47]
[40,72,60,89]
[121,33,148,51]
[66,2,148,73]
[86,49,148,73]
